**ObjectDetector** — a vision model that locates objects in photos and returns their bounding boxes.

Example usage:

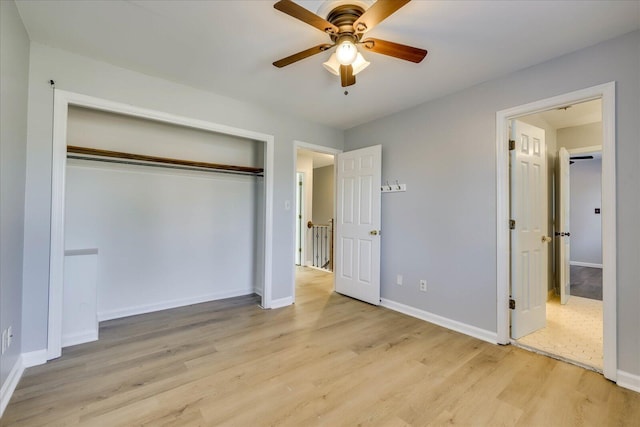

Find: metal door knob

[370,230,379,236]
[542,236,552,243]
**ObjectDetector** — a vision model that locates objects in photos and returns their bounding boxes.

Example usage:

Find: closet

[62,106,265,347]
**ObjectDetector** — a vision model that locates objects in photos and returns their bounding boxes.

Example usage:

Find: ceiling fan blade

[353,0,411,33]
[274,0,339,35]
[273,44,333,68]
[340,65,356,87]
[361,38,427,63]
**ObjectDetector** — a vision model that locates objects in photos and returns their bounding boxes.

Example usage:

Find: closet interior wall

[64,106,264,322]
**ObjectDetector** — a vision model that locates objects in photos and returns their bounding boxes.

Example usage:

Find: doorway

[293,142,340,302]
[496,82,616,381]
[514,100,604,371]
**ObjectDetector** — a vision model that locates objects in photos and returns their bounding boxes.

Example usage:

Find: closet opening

[48,90,274,359]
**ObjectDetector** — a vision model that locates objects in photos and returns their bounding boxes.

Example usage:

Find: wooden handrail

[66,145,264,174]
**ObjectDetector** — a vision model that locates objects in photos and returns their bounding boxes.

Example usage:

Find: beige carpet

[516,295,603,371]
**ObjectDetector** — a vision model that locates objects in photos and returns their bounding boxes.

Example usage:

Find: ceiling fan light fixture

[351,52,370,75]
[335,39,358,65]
[322,53,341,76]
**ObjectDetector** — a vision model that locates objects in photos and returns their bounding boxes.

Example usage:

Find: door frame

[48,89,275,359]
[295,172,305,266]
[292,141,341,302]
[495,82,616,381]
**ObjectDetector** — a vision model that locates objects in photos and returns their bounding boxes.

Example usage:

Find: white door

[558,147,571,304]
[335,145,381,305]
[510,120,548,339]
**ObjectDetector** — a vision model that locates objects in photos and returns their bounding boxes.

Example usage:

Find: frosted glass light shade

[336,40,358,65]
[322,53,340,76]
[351,53,370,75]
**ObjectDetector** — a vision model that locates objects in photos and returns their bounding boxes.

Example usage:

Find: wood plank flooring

[3,267,639,426]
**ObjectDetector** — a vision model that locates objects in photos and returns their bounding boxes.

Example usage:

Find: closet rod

[66,145,264,175]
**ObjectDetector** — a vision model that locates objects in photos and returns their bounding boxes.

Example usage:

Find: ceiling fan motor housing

[326,5,365,42]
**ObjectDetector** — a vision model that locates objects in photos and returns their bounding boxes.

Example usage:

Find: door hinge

[509,139,515,150]
[509,299,516,310]
[509,219,516,230]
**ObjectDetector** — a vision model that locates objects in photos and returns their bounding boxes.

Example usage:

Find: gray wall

[344,31,639,376]
[312,165,334,225]
[570,159,603,265]
[21,42,343,353]
[0,0,29,391]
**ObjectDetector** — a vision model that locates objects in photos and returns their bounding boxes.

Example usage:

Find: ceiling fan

[272,0,427,87]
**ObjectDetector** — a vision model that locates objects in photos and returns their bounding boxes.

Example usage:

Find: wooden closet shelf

[66,145,264,174]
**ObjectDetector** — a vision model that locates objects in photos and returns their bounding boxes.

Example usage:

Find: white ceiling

[15,0,640,130]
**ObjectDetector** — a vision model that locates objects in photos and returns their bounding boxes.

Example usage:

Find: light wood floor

[3,267,639,426]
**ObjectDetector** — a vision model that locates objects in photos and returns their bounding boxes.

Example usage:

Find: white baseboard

[617,370,640,393]
[97,288,254,321]
[22,349,47,367]
[270,296,294,309]
[62,330,99,348]
[570,261,603,269]
[380,298,498,344]
[0,356,24,418]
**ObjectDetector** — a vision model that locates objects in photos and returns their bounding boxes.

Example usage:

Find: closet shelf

[66,145,264,175]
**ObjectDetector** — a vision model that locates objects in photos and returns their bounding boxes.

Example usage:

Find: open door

[557,147,571,304]
[335,145,381,305]
[510,120,548,339]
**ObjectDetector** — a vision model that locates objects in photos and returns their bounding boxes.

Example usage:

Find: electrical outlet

[419,279,427,292]
[7,326,12,349]
[396,274,403,285]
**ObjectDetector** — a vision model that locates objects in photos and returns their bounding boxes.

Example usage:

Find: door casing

[496,82,616,381]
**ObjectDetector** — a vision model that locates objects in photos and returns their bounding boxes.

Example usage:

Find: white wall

[0,0,29,403]
[22,42,343,354]
[344,31,640,376]
[569,159,602,266]
[65,161,258,319]
[558,122,603,150]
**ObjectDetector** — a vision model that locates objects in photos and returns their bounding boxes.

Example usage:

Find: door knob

[542,236,552,243]
[370,230,379,236]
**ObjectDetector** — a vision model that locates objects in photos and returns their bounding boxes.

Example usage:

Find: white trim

[48,89,275,357]
[0,356,24,417]
[21,349,47,368]
[97,289,254,322]
[292,141,341,303]
[270,296,294,309]
[570,261,603,269]
[617,370,640,393]
[496,82,616,381]
[381,298,498,344]
[61,331,99,348]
